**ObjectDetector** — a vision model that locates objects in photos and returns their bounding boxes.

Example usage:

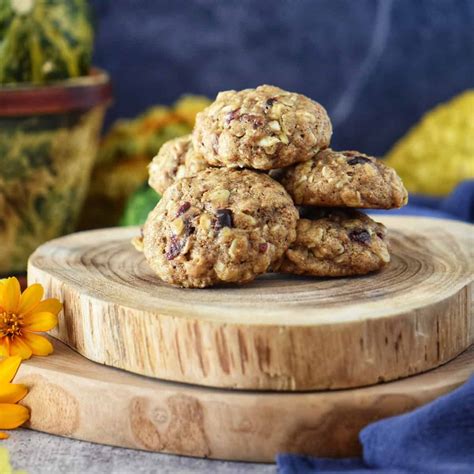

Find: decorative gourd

[385,90,474,196]
[0,0,94,84]
[79,96,211,229]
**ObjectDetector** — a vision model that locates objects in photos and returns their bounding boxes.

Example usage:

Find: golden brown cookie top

[148,135,208,195]
[193,85,332,170]
[143,168,298,288]
[280,149,408,209]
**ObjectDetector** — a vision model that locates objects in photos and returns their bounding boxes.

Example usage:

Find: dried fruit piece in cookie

[193,85,332,170]
[148,135,208,195]
[280,149,408,209]
[274,209,390,277]
[143,168,298,288]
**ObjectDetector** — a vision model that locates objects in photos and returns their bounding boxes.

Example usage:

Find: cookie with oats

[274,208,390,277]
[280,149,408,209]
[148,135,208,195]
[193,85,332,170]
[143,168,298,288]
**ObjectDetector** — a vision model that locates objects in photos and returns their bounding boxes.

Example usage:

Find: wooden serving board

[17,339,474,462]
[28,216,473,391]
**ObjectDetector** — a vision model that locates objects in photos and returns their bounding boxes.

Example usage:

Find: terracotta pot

[0,69,112,274]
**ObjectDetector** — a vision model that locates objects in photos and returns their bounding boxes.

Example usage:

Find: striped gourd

[0,0,94,84]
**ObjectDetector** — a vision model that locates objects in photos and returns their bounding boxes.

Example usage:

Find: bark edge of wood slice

[28,216,474,391]
[17,339,474,462]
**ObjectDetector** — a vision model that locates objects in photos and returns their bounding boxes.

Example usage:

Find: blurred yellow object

[0,448,26,473]
[173,95,212,127]
[96,95,210,167]
[385,90,474,196]
[79,95,210,229]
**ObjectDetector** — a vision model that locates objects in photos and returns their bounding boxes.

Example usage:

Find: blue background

[91,0,474,156]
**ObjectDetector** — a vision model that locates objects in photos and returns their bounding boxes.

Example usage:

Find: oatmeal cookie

[280,149,408,208]
[143,168,298,288]
[274,208,390,276]
[148,135,208,195]
[193,85,332,170]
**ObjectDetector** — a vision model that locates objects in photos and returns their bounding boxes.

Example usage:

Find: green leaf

[120,183,160,227]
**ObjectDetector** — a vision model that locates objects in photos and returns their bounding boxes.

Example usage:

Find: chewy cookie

[143,168,298,288]
[193,85,332,170]
[275,208,390,277]
[148,135,208,195]
[280,149,408,209]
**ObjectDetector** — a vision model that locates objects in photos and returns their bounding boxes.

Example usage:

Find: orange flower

[0,356,29,440]
[0,278,62,360]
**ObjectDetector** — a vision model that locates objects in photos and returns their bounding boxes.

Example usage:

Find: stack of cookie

[138,85,407,288]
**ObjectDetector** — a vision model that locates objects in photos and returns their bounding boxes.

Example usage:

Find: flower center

[0,311,23,338]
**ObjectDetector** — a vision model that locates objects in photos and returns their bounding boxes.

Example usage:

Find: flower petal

[0,356,22,383]
[0,338,10,358]
[0,403,29,429]
[0,278,20,313]
[0,431,9,439]
[21,333,53,357]
[9,338,32,360]
[25,298,62,317]
[18,284,43,315]
[23,312,58,332]
[0,384,27,404]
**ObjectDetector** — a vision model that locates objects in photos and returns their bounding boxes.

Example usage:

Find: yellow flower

[0,278,62,360]
[0,356,29,440]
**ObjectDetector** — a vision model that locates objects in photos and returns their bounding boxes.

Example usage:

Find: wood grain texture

[28,216,474,391]
[17,339,474,462]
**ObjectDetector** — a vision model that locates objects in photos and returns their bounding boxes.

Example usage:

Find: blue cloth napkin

[277,181,474,473]
[277,376,474,473]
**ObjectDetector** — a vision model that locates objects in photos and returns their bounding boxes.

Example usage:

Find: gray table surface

[6,429,275,474]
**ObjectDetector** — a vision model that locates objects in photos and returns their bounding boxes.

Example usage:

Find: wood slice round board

[16,339,474,462]
[27,216,474,391]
